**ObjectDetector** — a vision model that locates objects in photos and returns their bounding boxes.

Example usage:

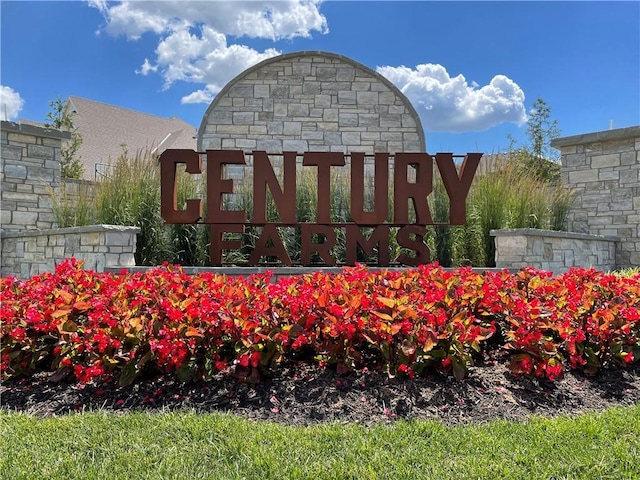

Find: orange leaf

[397,305,417,320]
[325,313,338,324]
[181,297,196,309]
[317,291,328,308]
[73,301,92,311]
[57,319,77,334]
[423,335,437,352]
[450,310,469,324]
[128,317,144,332]
[54,289,74,304]
[185,327,204,338]
[348,295,361,310]
[377,296,396,308]
[52,307,72,319]
[372,310,393,322]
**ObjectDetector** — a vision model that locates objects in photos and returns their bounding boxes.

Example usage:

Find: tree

[45,97,84,179]
[508,98,561,183]
[527,97,560,161]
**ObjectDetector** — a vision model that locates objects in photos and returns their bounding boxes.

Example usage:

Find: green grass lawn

[1,405,639,480]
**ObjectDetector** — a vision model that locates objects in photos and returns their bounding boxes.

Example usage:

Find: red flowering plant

[479,267,567,381]
[294,264,497,380]
[268,267,366,374]
[0,259,110,382]
[214,271,290,383]
[1,258,639,387]
[548,268,640,375]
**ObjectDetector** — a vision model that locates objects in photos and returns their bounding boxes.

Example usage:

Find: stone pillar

[1,121,69,232]
[552,126,640,268]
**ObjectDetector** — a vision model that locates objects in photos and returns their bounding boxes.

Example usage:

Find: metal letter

[393,153,433,225]
[248,225,292,266]
[396,225,430,266]
[345,225,390,266]
[435,153,483,225]
[350,152,389,224]
[302,152,346,224]
[301,224,337,266]
[253,151,297,223]
[205,150,247,224]
[159,149,202,224]
[210,224,244,266]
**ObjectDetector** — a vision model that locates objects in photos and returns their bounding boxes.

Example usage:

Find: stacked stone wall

[1,121,68,232]
[60,178,97,205]
[1,225,138,278]
[198,52,425,155]
[552,126,640,268]
[1,121,137,278]
[197,51,427,202]
[491,229,618,273]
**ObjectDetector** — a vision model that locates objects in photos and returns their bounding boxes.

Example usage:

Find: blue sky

[1,1,638,155]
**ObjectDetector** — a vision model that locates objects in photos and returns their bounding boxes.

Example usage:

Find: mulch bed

[3,356,639,426]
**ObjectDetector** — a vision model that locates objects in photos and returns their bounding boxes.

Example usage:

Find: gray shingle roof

[67,96,197,180]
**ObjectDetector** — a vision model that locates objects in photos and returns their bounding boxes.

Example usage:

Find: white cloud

[136,58,158,76]
[181,86,217,105]
[150,24,281,97]
[90,1,525,133]
[90,0,170,40]
[0,86,24,121]
[92,1,327,41]
[90,1,327,101]
[377,64,527,133]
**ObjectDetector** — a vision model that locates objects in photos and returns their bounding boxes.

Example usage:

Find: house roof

[67,96,197,180]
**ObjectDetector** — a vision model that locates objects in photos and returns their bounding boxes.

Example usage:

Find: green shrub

[94,148,166,265]
[92,148,210,266]
[460,159,574,267]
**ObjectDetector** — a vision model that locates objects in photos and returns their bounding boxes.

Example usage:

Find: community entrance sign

[160,149,482,267]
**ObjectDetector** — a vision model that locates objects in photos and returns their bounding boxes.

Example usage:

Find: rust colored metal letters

[159,149,482,266]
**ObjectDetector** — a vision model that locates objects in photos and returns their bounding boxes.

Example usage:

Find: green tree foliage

[510,98,561,183]
[527,98,560,161]
[45,97,84,179]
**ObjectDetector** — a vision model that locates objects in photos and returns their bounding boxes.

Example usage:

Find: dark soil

[2,358,639,426]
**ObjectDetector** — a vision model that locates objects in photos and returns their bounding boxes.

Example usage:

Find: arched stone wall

[198,51,425,154]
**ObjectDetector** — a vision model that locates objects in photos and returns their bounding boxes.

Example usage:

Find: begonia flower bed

[1,259,638,386]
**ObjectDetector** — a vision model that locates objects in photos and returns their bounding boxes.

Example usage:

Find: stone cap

[1,120,72,140]
[0,224,140,239]
[490,228,620,242]
[550,126,640,149]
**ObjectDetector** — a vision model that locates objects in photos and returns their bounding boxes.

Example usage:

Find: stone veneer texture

[198,51,426,155]
[491,229,618,274]
[553,126,640,268]
[1,121,68,232]
[1,121,139,278]
[1,225,138,278]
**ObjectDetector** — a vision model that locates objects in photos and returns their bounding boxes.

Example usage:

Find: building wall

[198,51,426,155]
[552,126,640,268]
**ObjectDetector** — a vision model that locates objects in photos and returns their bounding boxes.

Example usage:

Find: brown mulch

[2,357,639,426]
